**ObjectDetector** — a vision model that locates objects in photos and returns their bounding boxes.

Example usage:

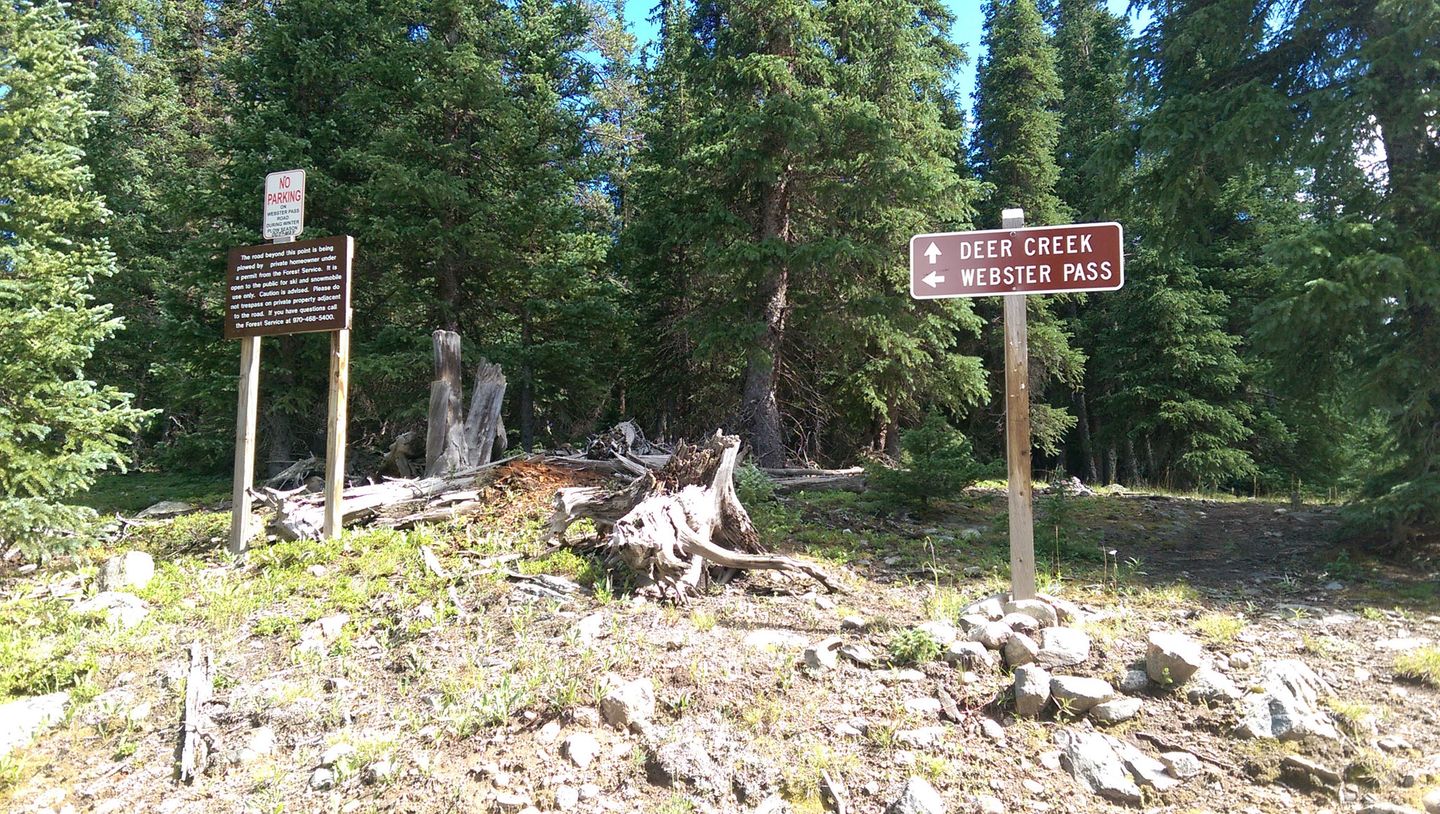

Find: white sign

[262,169,306,239]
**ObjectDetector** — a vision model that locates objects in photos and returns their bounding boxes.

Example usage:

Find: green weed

[1395,647,1440,686]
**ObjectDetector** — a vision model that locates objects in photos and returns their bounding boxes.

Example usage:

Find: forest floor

[3,465,1440,814]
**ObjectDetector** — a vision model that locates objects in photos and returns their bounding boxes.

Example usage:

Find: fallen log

[548,432,843,599]
[771,474,868,494]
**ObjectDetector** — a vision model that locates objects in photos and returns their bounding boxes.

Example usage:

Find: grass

[1394,647,1440,687]
[0,598,106,700]
[1193,612,1246,644]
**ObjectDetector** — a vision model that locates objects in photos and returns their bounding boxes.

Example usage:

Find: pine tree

[0,0,150,554]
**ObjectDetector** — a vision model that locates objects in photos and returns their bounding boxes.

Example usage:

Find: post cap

[1001,208,1025,228]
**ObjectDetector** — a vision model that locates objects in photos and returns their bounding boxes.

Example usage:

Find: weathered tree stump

[426,330,507,476]
[548,432,842,599]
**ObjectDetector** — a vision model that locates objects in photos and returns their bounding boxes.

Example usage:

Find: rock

[876,668,926,684]
[649,739,727,798]
[493,793,532,812]
[1013,665,1051,717]
[1230,651,1254,669]
[0,692,69,758]
[1233,659,1340,741]
[363,758,394,784]
[562,733,600,769]
[742,629,808,651]
[600,677,655,729]
[1034,627,1090,668]
[963,596,1005,621]
[1109,738,1178,791]
[1183,667,1243,705]
[134,500,196,519]
[1036,593,1085,625]
[969,621,1013,649]
[1159,751,1203,779]
[895,726,946,748]
[295,613,350,655]
[98,551,155,592]
[554,785,579,811]
[235,726,276,765]
[974,793,1005,814]
[916,621,958,646]
[1090,697,1142,725]
[943,640,994,670]
[1145,631,1207,686]
[1004,599,1058,628]
[936,687,962,723]
[958,614,991,633]
[804,636,843,670]
[537,721,562,744]
[1117,667,1150,694]
[1358,805,1422,814]
[978,717,1005,742]
[1002,633,1039,667]
[1423,788,1440,814]
[841,615,868,631]
[317,742,355,768]
[1281,754,1341,785]
[309,767,336,790]
[1050,676,1115,715]
[887,776,946,814]
[903,697,942,716]
[1055,730,1142,805]
[578,783,600,802]
[71,591,148,628]
[999,613,1040,634]
[575,613,605,644]
[1377,735,1413,753]
[840,643,878,668]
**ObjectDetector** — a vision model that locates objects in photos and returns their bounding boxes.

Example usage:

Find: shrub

[887,628,942,666]
[868,414,983,510]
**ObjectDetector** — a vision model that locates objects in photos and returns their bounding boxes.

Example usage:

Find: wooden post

[228,335,261,555]
[1002,207,1036,600]
[323,324,351,539]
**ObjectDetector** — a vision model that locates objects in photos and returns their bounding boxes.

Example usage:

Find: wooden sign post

[225,169,354,555]
[910,210,1124,600]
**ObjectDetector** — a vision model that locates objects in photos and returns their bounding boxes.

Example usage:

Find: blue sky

[620,0,1145,106]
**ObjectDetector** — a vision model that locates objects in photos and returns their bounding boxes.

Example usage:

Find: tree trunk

[425,330,507,476]
[741,171,792,467]
[1073,391,1098,483]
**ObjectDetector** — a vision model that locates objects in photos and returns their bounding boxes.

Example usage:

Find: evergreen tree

[0,1,149,554]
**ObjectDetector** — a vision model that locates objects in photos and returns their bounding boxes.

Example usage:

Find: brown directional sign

[910,222,1123,299]
[224,235,353,339]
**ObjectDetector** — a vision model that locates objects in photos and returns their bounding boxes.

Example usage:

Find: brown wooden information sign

[225,235,353,339]
[909,222,1123,299]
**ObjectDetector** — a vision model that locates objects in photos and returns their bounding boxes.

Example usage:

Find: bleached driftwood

[548,432,842,599]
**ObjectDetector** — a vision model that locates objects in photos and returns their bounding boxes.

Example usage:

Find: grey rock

[493,792,532,812]
[295,613,349,655]
[1013,665,1051,717]
[944,640,994,671]
[876,668,927,684]
[1002,633,1039,667]
[958,613,991,633]
[1229,651,1254,670]
[578,784,601,802]
[0,692,69,758]
[1117,667,1150,694]
[1034,627,1091,669]
[1423,787,1440,814]
[887,776,946,814]
[309,767,336,790]
[1036,593,1086,625]
[554,785,579,811]
[649,739,728,798]
[752,795,791,814]
[804,636,843,670]
[1055,730,1142,805]
[974,793,1005,814]
[1004,599,1058,628]
[320,742,356,767]
[962,596,1005,621]
[600,677,655,729]
[575,612,605,644]
[72,591,148,628]
[840,643,878,668]
[98,551,155,592]
[1183,667,1243,705]
[1159,751,1203,779]
[969,621,1013,649]
[1050,676,1116,715]
[1378,735,1414,753]
[1110,738,1178,791]
[234,726,276,765]
[999,613,1040,634]
[841,616,869,631]
[978,717,1005,742]
[1233,660,1340,741]
[742,629,808,651]
[1358,805,1422,814]
[916,621,958,646]
[1145,631,1207,686]
[1090,697,1142,725]
[1281,754,1341,785]
[363,758,394,784]
[903,696,942,716]
[134,500,196,519]
[562,732,600,769]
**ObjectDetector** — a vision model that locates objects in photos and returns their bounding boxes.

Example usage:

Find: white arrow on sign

[924,242,942,264]
[923,270,945,288]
